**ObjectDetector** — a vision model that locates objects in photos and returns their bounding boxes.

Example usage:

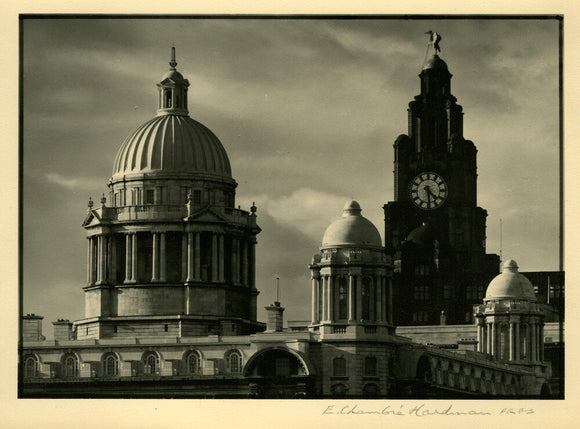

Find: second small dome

[321,201,382,248]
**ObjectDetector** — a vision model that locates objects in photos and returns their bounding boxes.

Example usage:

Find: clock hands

[410,172,447,210]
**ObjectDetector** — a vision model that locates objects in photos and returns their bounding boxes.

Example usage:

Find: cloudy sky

[21,17,560,335]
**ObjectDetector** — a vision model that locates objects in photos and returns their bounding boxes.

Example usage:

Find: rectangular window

[414,285,430,301]
[443,284,451,299]
[193,190,202,205]
[364,357,377,377]
[146,189,155,204]
[275,358,290,376]
[333,357,347,377]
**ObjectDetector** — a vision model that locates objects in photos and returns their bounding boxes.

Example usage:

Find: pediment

[82,210,102,227]
[185,206,229,223]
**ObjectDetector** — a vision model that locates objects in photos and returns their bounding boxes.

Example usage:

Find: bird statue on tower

[425,30,442,54]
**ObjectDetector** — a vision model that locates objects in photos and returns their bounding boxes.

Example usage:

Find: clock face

[409,172,448,210]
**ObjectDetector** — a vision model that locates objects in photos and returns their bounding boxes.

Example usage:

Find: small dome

[406,222,435,245]
[485,259,536,301]
[112,114,232,180]
[321,201,382,248]
[423,55,448,71]
[161,69,187,83]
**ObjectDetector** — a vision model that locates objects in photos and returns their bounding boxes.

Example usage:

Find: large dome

[111,114,232,180]
[485,259,536,301]
[321,201,382,248]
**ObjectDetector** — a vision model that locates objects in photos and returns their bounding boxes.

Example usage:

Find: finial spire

[169,46,177,70]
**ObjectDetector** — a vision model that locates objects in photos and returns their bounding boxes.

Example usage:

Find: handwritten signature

[322,404,534,417]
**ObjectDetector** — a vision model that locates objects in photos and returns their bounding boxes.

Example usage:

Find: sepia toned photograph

[20,16,563,401]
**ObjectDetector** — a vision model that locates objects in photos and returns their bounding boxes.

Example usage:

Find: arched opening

[142,351,160,375]
[414,355,433,397]
[24,355,39,378]
[184,350,202,375]
[363,383,380,398]
[103,352,119,377]
[225,349,243,375]
[416,355,433,383]
[331,383,348,398]
[243,347,313,398]
[61,353,79,378]
[244,348,308,378]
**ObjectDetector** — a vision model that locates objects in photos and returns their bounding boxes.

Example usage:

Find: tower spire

[169,46,177,70]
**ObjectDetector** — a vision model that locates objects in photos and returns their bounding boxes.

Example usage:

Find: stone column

[109,234,116,283]
[181,233,187,282]
[487,322,492,356]
[242,240,249,286]
[311,273,319,324]
[249,241,256,288]
[125,234,132,282]
[531,323,537,362]
[388,278,394,325]
[356,276,363,321]
[102,235,108,283]
[476,320,483,353]
[490,322,496,358]
[231,237,238,284]
[218,234,225,282]
[328,276,334,322]
[540,324,544,362]
[211,234,218,282]
[159,232,166,282]
[194,232,201,280]
[348,275,355,323]
[186,232,194,282]
[376,276,383,322]
[515,322,520,360]
[321,276,328,321]
[96,236,102,283]
[87,237,92,284]
[152,232,159,282]
[509,322,515,361]
[131,233,138,282]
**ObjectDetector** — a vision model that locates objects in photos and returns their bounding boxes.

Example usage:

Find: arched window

[103,353,119,376]
[226,350,242,374]
[186,351,202,374]
[333,357,347,377]
[24,355,39,378]
[62,353,79,377]
[362,383,380,398]
[143,352,159,375]
[331,383,347,398]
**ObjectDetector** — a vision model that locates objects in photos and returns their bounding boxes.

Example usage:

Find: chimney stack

[22,314,45,341]
[53,319,74,341]
[265,302,285,332]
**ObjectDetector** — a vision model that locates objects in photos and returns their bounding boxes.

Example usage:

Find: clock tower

[384,34,500,326]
